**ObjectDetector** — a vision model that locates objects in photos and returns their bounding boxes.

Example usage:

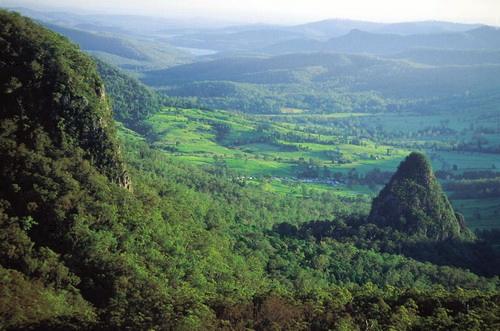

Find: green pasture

[451,198,500,230]
[147,107,412,176]
[141,107,500,230]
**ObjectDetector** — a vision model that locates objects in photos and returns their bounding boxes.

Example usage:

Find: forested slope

[95,58,161,132]
[143,52,500,114]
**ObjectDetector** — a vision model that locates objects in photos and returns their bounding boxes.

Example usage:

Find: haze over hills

[5,6,490,54]
[166,19,486,54]
[6,5,498,73]
[44,22,148,60]
[266,26,500,55]
[5,6,232,32]
[17,12,195,70]
[387,48,500,65]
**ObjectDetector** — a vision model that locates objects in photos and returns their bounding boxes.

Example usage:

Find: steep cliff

[0,10,129,188]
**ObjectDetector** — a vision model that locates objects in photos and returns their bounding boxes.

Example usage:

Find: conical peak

[368,152,469,240]
[392,152,433,186]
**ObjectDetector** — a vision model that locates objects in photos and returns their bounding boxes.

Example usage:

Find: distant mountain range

[292,19,482,38]
[265,26,500,55]
[5,6,498,61]
[8,7,483,37]
[166,19,487,54]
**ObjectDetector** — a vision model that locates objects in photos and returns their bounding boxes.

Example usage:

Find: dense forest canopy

[0,8,499,331]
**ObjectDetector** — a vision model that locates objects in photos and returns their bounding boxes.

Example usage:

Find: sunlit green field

[147,107,500,176]
[452,198,500,230]
[147,107,411,175]
[143,107,500,229]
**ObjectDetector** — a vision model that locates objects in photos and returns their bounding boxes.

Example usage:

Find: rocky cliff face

[368,152,468,240]
[0,10,130,189]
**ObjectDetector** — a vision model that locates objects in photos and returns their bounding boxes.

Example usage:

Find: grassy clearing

[143,107,500,229]
[147,108,410,177]
[429,151,500,171]
[451,198,500,230]
[147,107,497,178]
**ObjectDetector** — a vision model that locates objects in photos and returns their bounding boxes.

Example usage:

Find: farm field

[143,107,500,229]
[452,198,500,230]
[146,107,411,175]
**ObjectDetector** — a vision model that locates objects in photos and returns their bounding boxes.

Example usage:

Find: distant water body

[176,47,218,56]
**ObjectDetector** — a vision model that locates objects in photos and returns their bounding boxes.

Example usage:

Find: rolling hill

[142,51,500,113]
[44,23,148,60]
[166,19,484,54]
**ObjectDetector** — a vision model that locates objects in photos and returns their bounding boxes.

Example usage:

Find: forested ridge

[0,10,499,331]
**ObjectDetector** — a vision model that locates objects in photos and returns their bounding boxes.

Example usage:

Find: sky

[2,0,500,25]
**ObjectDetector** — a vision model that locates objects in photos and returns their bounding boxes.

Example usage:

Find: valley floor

[133,107,500,231]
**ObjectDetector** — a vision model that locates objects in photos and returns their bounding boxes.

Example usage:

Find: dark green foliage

[276,216,500,277]
[444,178,500,199]
[143,52,500,114]
[0,266,95,330]
[369,152,469,240]
[215,286,500,331]
[0,10,128,186]
[0,9,130,328]
[95,58,160,132]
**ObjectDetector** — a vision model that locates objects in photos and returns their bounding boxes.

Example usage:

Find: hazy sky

[3,0,500,25]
